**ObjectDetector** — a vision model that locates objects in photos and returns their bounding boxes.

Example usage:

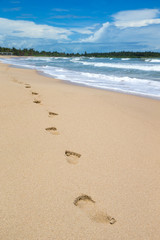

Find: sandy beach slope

[0,61,160,240]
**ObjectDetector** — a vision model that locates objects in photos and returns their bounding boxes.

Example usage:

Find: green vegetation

[0,46,160,58]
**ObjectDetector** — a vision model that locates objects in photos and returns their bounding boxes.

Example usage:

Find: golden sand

[0,61,160,240]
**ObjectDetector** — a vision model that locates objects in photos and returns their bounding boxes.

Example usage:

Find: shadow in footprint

[45,127,59,135]
[65,150,81,164]
[33,100,41,104]
[74,194,116,225]
[48,112,58,117]
[32,92,38,95]
[25,83,31,88]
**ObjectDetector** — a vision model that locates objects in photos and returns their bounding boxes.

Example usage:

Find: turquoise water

[1,56,160,99]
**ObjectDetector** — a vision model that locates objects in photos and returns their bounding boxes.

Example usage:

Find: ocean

[1,56,160,99]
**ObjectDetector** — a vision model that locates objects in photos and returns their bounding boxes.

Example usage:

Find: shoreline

[10,62,160,102]
[39,69,160,101]
[0,56,160,101]
[0,61,160,240]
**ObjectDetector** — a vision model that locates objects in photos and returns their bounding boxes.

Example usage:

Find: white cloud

[0,17,96,50]
[113,9,160,28]
[70,25,97,35]
[80,9,160,42]
[113,9,159,21]
[81,22,110,42]
[69,24,99,35]
[50,15,91,19]
[0,18,71,41]
[1,9,160,52]
[16,14,37,19]
[52,8,69,12]
[114,18,160,28]
[71,28,93,34]
[78,9,160,52]
[3,7,21,12]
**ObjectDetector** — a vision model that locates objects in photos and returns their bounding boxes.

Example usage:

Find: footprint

[74,195,95,205]
[74,194,116,225]
[48,112,58,117]
[12,78,18,83]
[12,78,23,84]
[65,150,81,164]
[33,100,41,104]
[32,92,38,95]
[25,83,31,88]
[45,127,59,135]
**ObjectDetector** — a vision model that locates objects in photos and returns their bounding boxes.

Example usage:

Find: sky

[0,0,160,53]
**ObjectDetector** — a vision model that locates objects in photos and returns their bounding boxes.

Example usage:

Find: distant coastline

[0,46,160,58]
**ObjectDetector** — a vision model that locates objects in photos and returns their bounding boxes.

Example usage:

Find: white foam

[40,65,160,98]
[79,61,160,71]
[145,59,151,62]
[0,57,36,69]
[150,59,160,63]
[145,58,160,62]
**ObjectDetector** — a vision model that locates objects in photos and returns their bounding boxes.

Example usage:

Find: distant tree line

[0,47,160,58]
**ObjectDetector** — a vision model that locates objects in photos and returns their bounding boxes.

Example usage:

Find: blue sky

[0,0,160,52]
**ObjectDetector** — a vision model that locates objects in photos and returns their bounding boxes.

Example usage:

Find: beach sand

[0,61,160,240]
